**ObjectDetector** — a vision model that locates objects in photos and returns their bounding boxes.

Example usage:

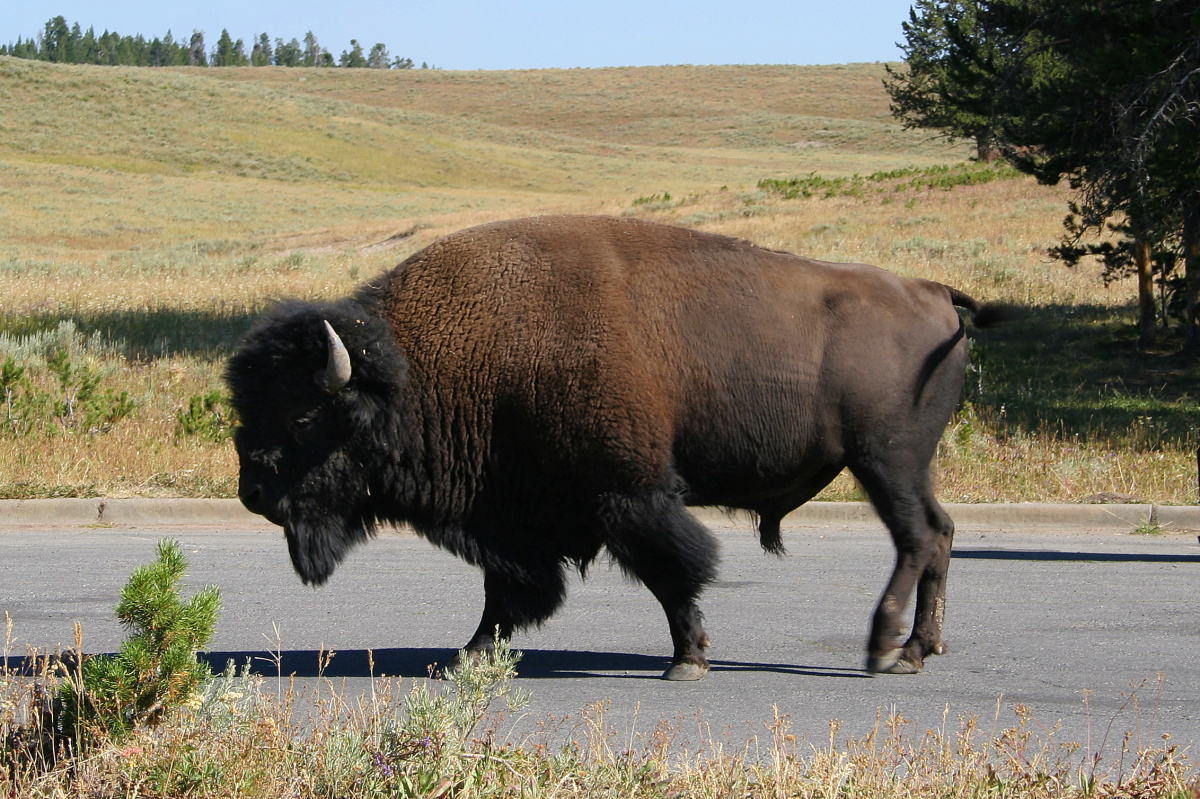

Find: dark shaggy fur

[226,215,1008,680]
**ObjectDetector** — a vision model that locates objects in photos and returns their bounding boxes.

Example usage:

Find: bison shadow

[3,649,870,682]
[196,648,871,680]
[952,549,1200,563]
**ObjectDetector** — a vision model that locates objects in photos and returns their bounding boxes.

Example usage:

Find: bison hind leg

[600,490,719,681]
[855,468,955,676]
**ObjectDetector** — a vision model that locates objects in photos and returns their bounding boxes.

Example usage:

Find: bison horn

[318,320,352,393]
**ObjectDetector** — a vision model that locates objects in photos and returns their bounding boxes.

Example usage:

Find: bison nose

[239,484,266,516]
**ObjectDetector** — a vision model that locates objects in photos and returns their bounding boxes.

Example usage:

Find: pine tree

[275,37,302,66]
[251,32,272,66]
[3,18,416,74]
[303,30,321,66]
[79,26,99,63]
[188,30,206,65]
[58,539,220,743]
[984,0,1200,347]
[214,29,235,65]
[368,42,390,68]
[888,0,1200,349]
[15,37,35,59]
[884,0,1014,161]
[41,16,70,62]
[164,30,187,65]
[339,38,367,67]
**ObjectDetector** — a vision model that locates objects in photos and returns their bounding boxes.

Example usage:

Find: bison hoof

[866,649,899,674]
[446,647,489,673]
[881,656,923,675]
[866,649,924,675]
[662,661,709,681]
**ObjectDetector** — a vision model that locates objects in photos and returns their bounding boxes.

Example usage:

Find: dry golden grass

[0,56,1194,503]
[204,63,945,153]
[4,634,1194,797]
[0,59,967,265]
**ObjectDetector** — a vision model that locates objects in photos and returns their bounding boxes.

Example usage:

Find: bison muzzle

[226,214,1006,681]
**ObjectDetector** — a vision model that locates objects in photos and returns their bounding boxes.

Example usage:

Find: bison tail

[945,285,1016,329]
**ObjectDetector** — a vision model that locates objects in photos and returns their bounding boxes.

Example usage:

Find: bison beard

[226,214,1008,681]
[284,514,366,587]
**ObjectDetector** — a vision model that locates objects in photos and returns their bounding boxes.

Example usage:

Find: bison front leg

[659,599,712,681]
[463,562,568,657]
[603,494,719,681]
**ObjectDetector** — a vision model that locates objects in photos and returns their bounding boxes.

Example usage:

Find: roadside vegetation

[0,56,1196,503]
[6,651,1192,797]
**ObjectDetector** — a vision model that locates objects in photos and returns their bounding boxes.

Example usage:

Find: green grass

[758,161,1025,199]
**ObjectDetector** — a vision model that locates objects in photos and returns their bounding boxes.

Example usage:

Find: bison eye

[289,413,318,436]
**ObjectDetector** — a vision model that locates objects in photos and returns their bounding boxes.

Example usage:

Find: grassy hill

[0,59,964,265]
[0,56,1195,504]
[205,63,934,151]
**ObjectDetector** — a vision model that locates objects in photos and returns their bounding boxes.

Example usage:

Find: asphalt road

[2,515,1197,755]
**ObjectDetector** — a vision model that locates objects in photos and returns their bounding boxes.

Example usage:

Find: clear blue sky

[4,1,915,70]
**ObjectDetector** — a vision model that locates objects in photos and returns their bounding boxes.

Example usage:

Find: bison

[226,214,1005,680]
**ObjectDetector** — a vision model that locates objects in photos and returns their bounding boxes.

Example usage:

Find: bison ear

[316,320,352,393]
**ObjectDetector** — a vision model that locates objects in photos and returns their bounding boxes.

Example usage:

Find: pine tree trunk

[1135,235,1156,348]
[1185,205,1200,354]
[975,135,999,163]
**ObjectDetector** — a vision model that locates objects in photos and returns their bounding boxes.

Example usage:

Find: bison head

[225,299,409,585]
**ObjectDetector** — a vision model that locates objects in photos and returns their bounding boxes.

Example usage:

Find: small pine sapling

[59,539,221,743]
